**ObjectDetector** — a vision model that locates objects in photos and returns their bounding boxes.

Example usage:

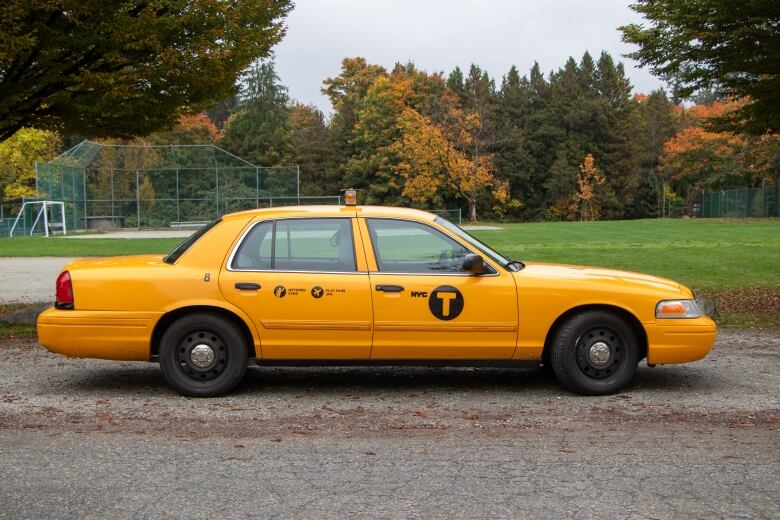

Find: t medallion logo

[311,286,324,299]
[428,285,464,320]
[273,285,287,298]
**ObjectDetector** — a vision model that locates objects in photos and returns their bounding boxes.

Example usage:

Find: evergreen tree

[221,60,292,166]
[494,66,534,217]
[447,67,466,99]
[288,103,340,196]
[590,53,637,218]
[634,90,679,217]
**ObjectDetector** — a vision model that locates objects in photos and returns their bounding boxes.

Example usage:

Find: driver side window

[366,218,470,273]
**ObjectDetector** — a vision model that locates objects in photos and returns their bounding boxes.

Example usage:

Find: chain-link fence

[32,140,340,231]
[698,186,780,218]
[0,197,35,237]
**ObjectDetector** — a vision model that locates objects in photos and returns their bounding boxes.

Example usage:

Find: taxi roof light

[342,188,358,206]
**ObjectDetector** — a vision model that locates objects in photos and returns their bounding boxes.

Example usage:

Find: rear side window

[231,218,356,272]
[164,219,222,264]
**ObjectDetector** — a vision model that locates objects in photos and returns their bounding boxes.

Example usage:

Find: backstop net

[34,141,336,231]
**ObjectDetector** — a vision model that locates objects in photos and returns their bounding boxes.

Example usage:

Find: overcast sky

[272,0,664,115]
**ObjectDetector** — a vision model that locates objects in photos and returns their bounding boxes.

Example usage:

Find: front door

[219,217,372,359]
[361,218,518,359]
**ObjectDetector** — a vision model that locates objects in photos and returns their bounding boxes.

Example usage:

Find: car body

[38,205,717,396]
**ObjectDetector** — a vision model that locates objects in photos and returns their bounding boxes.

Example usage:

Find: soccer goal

[9,200,67,237]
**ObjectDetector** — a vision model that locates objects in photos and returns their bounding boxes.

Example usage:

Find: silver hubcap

[190,344,215,368]
[589,342,611,366]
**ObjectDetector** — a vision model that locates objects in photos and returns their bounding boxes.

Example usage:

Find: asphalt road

[0,257,75,303]
[1,330,778,519]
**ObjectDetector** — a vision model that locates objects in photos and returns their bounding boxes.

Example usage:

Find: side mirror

[463,253,487,275]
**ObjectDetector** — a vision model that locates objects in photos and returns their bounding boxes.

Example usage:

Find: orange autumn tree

[150,113,221,145]
[576,154,605,221]
[392,107,514,221]
[660,99,750,194]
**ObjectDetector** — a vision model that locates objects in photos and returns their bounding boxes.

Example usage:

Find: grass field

[0,237,180,257]
[0,218,777,329]
[474,218,780,291]
[1,218,777,290]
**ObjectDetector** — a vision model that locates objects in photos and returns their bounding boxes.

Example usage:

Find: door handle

[235,282,261,291]
[376,284,404,292]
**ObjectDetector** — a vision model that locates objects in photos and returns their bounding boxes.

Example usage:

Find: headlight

[656,299,702,319]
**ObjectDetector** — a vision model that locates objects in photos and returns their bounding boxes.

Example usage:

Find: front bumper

[645,316,717,364]
[37,307,159,361]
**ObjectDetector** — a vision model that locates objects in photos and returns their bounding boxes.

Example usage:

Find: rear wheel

[550,310,639,395]
[159,313,248,397]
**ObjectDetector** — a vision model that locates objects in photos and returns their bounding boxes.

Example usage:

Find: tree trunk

[468,197,477,222]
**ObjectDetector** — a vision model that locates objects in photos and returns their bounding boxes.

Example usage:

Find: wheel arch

[541,304,648,364]
[150,305,258,360]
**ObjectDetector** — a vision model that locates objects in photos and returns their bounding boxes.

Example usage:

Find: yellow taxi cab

[38,199,717,397]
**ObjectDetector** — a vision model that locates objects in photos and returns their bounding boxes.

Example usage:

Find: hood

[517,261,691,297]
[65,254,167,271]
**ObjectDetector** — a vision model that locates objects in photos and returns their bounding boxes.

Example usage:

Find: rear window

[163,219,222,264]
[231,218,356,272]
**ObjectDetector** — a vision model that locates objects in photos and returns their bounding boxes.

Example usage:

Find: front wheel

[159,313,248,397]
[550,310,639,395]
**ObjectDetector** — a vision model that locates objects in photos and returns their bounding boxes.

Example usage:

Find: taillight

[55,271,74,309]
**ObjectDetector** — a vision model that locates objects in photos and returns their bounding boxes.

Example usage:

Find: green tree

[494,66,535,216]
[322,57,387,184]
[544,144,580,221]
[221,60,292,166]
[591,53,638,218]
[0,0,291,142]
[620,0,780,134]
[634,90,679,216]
[206,97,241,132]
[288,103,341,196]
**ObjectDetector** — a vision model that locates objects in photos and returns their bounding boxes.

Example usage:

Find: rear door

[220,217,372,360]
[360,217,518,360]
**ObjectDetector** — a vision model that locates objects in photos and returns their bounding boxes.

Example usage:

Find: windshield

[434,217,515,268]
[163,219,222,264]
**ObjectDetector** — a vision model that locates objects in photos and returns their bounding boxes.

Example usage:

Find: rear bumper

[37,307,159,361]
[645,317,717,364]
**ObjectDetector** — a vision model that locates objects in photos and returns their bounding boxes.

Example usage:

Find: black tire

[159,313,248,397]
[550,310,639,395]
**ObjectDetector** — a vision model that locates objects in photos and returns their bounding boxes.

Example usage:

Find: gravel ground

[0,329,778,518]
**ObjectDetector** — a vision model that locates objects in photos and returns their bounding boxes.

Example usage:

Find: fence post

[135,169,140,228]
[110,169,115,221]
[176,169,180,223]
[83,167,87,230]
[296,165,301,205]
[43,201,49,237]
